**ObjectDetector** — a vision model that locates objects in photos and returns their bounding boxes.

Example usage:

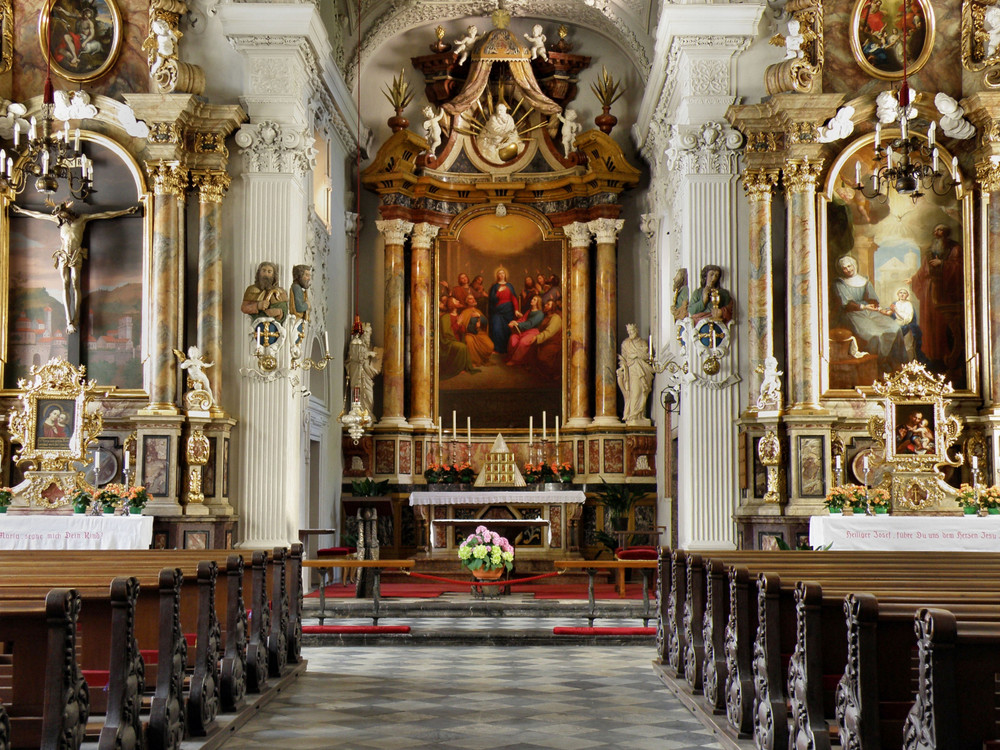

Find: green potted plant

[123,485,150,513]
[982,485,1000,515]
[351,477,390,497]
[423,463,443,484]
[824,485,851,514]
[95,486,121,514]
[70,489,92,514]
[866,487,891,514]
[0,487,12,514]
[593,480,647,554]
[557,462,575,484]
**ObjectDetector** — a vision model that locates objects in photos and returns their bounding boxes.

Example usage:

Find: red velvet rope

[403,570,564,587]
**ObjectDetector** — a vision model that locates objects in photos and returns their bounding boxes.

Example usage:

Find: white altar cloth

[0,515,154,550]
[810,515,1000,552]
[409,490,587,506]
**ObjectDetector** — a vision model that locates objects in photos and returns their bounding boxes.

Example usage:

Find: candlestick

[542,411,547,441]
[467,416,471,447]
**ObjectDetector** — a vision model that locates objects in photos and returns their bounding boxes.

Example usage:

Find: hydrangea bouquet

[457,525,514,573]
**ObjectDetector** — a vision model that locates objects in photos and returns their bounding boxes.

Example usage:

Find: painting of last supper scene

[437,211,564,428]
[824,139,973,394]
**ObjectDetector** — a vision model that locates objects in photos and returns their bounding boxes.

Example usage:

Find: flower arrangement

[957,483,981,510]
[457,525,514,572]
[522,462,557,484]
[866,487,891,509]
[981,485,1000,512]
[122,485,150,509]
[424,463,474,485]
[824,485,855,512]
[557,462,575,483]
[95,486,121,512]
[0,488,12,509]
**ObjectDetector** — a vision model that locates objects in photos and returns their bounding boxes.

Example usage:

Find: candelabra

[291,351,333,370]
[0,82,94,198]
[854,112,957,201]
[339,386,373,444]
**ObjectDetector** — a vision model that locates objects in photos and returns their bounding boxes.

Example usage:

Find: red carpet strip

[552,627,656,636]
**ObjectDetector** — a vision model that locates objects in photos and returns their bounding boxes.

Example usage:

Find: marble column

[409,222,439,428]
[143,161,186,414]
[192,170,231,415]
[977,163,1000,411]
[590,218,624,426]
[783,160,824,412]
[377,219,414,427]
[564,222,593,427]
[743,169,778,409]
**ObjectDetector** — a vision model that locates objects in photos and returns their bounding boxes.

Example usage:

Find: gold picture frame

[7,358,106,472]
[38,0,123,84]
[819,132,976,398]
[849,0,936,81]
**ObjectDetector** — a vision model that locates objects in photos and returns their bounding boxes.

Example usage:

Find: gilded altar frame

[819,132,977,399]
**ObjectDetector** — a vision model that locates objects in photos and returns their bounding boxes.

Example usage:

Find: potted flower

[424,462,443,484]
[844,484,870,513]
[593,480,647,554]
[957,483,981,514]
[981,485,1000,515]
[458,525,514,580]
[70,489,92,514]
[456,462,475,484]
[824,486,852,514]
[0,488,12,514]
[523,463,541,484]
[441,463,459,484]
[95,486,121,514]
[123,485,150,513]
[557,462,575,484]
[867,487,891,514]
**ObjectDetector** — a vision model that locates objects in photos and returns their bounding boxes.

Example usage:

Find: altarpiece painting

[437,209,564,429]
[822,133,975,396]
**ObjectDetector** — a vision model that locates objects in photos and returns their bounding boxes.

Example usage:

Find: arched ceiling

[345,0,657,88]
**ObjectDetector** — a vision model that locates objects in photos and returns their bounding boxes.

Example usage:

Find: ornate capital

[147,161,188,197]
[376,219,414,246]
[234,121,316,176]
[588,218,625,245]
[783,160,823,194]
[191,170,231,204]
[742,169,779,202]
[563,221,592,247]
[978,161,1000,193]
[666,122,744,176]
[410,222,440,249]
[345,211,362,238]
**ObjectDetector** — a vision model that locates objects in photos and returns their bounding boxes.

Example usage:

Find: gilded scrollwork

[744,131,783,153]
[765,1,824,94]
[962,0,1000,86]
[759,430,782,504]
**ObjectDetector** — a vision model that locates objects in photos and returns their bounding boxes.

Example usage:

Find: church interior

[0,0,999,747]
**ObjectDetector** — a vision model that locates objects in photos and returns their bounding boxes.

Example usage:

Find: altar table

[809,514,1000,552]
[0,515,154,550]
[409,490,587,506]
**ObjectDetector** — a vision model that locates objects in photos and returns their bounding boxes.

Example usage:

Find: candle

[648,334,653,360]
[452,410,457,439]
[862,454,869,475]
[41,151,49,175]
[63,122,69,142]
[834,454,842,474]
[543,411,547,441]
[438,417,443,446]
[973,456,979,471]
[74,128,80,151]
[124,451,130,471]
[6,159,11,178]
[29,117,36,140]
[928,121,936,147]
[13,121,19,148]
[467,416,471,447]
[323,331,329,354]
[555,416,560,447]
[874,122,881,149]
[952,155,959,177]
[886,146,893,165]
[854,161,861,186]
[901,114,908,141]
[255,328,262,348]
[529,416,533,445]
[932,147,939,172]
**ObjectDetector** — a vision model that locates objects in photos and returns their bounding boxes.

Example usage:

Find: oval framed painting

[38,0,123,84]
[849,0,936,80]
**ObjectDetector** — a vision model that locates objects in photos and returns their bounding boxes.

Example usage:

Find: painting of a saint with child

[437,211,564,428]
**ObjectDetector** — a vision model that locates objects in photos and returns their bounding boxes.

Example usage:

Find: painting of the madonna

[436,211,564,428]
[823,137,974,395]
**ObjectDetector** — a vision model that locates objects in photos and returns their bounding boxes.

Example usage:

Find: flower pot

[0,506,8,514]
[471,566,504,581]
[964,506,979,515]
[874,507,888,514]
[989,508,1000,516]
[102,506,116,515]
[828,508,843,515]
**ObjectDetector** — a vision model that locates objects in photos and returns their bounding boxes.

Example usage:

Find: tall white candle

[854,161,861,186]
[73,128,80,151]
[874,122,881,149]
[124,451,130,471]
[542,411,547,441]
[973,456,979,471]
[452,410,457,439]
[529,416,533,445]
[438,417,443,446]
[555,416,560,447]
[13,121,19,148]
[952,155,959,177]
[648,334,653,360]
[323,331,329,354]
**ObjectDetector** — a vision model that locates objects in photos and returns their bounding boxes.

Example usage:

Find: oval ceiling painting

[849,0,935,80]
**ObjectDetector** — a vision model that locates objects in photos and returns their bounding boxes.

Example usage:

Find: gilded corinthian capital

[978,161,1000,193]
[742,169,779,202]
[783,160,823,194]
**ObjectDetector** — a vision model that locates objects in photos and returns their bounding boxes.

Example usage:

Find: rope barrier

[403,570,564,587]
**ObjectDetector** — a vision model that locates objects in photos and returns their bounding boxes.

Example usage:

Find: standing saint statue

[617,323,654,425]
[11,201,141,332]
[346,322,383,415]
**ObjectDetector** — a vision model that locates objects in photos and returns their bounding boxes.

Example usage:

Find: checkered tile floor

[222,645,726,749]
